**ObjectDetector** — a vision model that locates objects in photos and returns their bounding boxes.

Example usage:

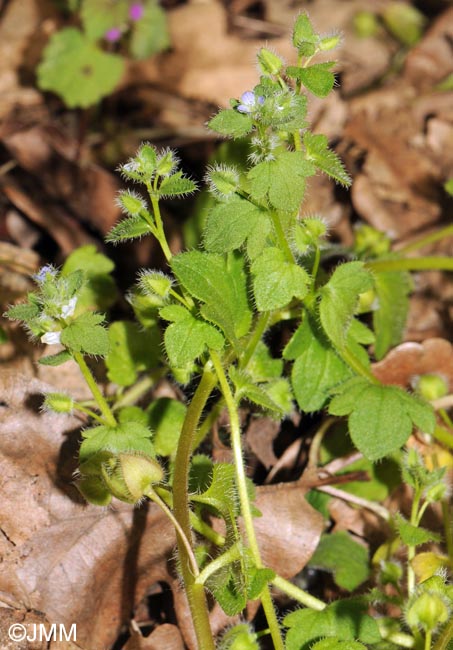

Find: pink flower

[105,27,122,42]
[129,3,144,21]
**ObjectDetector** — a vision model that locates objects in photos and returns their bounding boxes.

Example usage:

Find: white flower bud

[41,331,62,345]
[60,297,77,319]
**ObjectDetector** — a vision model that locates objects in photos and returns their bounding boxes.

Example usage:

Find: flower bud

[117,190,147,216]
[206,165,240,198]
[219,624,259,650]
[156,149,178,176]
[319,34,341,51]
[353,11,379,38]
[138,271,173,299]
[415,374,449,402]
[43,392,74,414]
[257,48,284,76]
[78,475,112,506]
[41,331,61,345]
[406,591,448,632]
[101,453,164,503]
[137,143,157,174]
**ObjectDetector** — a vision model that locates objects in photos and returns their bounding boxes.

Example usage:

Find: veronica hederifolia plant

[6,12,453,650]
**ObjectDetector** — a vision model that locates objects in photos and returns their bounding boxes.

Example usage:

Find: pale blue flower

[237,91,264,114]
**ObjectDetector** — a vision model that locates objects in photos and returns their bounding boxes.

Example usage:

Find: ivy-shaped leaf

[230,368,290,417]
[147,397,187,457]
[319,262,374,350]
[106,321,160,387]
[303,132,351,186]
[106,214,153,243]
[159,171,197,198]
[208,109,254,139]
[171,251,252,342]
[38,350,73,366]
[284,597,381,650]
[251,247,309,311]
[60,312,109,356]
[286,315,351,412]
[308,531,370,591]
[81,0,128,41]
[130,0,170,59]
[37,28,125,108]
[160,304,224,368]
[395,513,440,546]
[79,420,154,468]
[373,270,411,360]
[287,62,336,97]
[328,378,435,460]
[248,151,315,212]
[203,195,269,254]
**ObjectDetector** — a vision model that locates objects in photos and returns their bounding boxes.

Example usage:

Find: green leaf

[160,304,224,368]
[79,421,154,466]
[247,341,283,382]
[159,171,197,197]
[303,132,351,186]
[287,62,336,97]
[311,640,367,650]
[395,513,440,546]
[287,316,351,412]
[81,0,128,40]
[62,245,116,311]
[4,300,40,322]
[329,378,436,460]
[37,28,125,108]
[247,151,315,212]
[191,462,239,520]
[203,195,269,254]
[60,312,109,356]
[147,397,186,457]
[106,214,153,243]
[208,109,253,139]
[105,321,160,387]
[130,0,169,59]
[251,247,309,311]
[319,262,374,350]
[284,597,381,650]
[309,531,370,591]
[373,270,411,360]
[230,368,289,416]
[38,350,73,366]
[171,251,252,342]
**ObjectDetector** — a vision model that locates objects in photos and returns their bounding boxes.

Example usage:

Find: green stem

[293,129,302,151]
[112,371,164,411]
[172,362,217,650]
[239,312,271,370]
[407,490,422,595]
[73,352,117,427]
[432,424,453,450]
[195,543,241,586]
[366,257,453,273]
[397,224,453,255]
[210,349,285,650]
[425,630,432,650]
[340,346,380,384]
[72,402,106,424]
[149,191,172,263]
[146,488,199,577]
[272,575,326,610]
[311,245,321,286]
[439,408,453,429]
[270,210,295,263]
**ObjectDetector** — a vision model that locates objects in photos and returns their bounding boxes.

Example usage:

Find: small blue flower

[34,265,57,284]
[237,91,264,114]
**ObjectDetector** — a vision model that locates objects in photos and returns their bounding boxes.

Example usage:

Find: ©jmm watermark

[8,623,77,643]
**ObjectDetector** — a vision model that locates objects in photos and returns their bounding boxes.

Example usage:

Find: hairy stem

[172,362,217,650]
[73,352,117,427]
[272,575,326,610]
[210,349,285,650]
[270,210,295,263]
